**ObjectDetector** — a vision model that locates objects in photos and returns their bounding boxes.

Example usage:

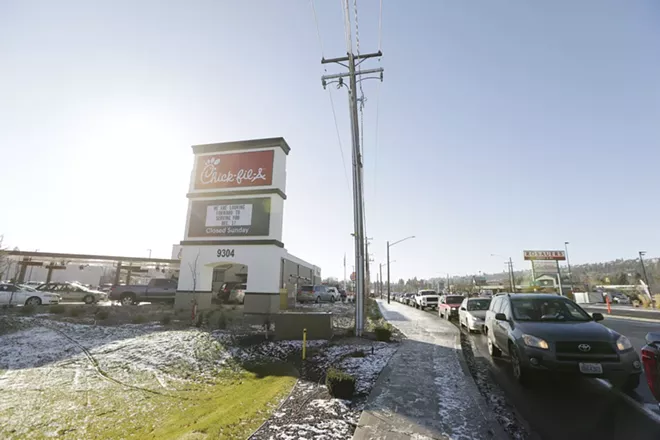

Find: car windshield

[467,299,491,311]
[419,290,436,295]
[18,284,37,292]
[511,297,592,322]
[71,283,92,292]
[446,296,464,304]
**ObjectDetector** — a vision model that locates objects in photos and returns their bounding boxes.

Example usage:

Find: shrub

[68,307,83,317]
[160,315,172,325]
[132,314,147,324]
[195,312,204,328]
[350,350,365,358]
[95,309,109,320]
[49,304,66,314]
[217,312,228,330]
[20,305,36,315]
[653,295,660,310]
[325,368,355,399]
[374,325,392,342]
[638,294,651,309]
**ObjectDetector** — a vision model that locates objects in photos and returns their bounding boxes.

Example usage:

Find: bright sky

[1,1,659,281]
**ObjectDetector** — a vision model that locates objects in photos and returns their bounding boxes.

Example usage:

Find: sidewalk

[353,300,504,440]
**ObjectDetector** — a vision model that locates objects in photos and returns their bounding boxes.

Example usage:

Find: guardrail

[582,303,660,321]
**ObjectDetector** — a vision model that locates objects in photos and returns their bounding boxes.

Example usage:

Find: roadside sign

[350,272,356,281]
[523,250,566,261]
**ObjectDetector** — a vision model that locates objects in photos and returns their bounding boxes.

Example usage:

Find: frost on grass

[0,319,231,439]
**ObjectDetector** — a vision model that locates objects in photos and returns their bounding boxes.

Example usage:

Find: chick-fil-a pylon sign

[194,150,274,190]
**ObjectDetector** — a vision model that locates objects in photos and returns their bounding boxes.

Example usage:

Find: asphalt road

[406,303,660,440]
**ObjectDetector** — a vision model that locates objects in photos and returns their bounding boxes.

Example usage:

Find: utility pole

[564,242,573,291]
[343,253,347,291]
[508,258,515,293]
[379,263,384,299]
[387,241,391,304]
[322,44,383,336]
[640,251,652,296]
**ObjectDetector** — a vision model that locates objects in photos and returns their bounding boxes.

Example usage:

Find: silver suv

[484,294,642,389]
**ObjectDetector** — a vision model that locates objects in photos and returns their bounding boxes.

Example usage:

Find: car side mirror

[495,313,507,321]
[592,313,604,322]
[460,307,466,311]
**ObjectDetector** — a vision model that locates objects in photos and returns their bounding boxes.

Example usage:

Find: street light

[387,236,415,303]
[379,261,395,299]
[490,253,515,293]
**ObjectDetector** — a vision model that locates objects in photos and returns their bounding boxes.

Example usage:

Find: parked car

[0,283,60,306]
[228,283,246,304]
[109,278,178,305]
[326,287,340,301]
[402,293,416,306]
[459,297,491,333]
[438,295,465,320]
[606,291,632,305]
[37,282,107,304]
[414,289,440,310]
[217,281,244,302]
[484,293,642,389]
[297,285,337,303]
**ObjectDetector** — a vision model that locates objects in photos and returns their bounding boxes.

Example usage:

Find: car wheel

[420,305,425,310]
[330,295,336,303]
[120,294,136,306]
[25,296,42,306]
[487,337,502,358]
[83,295,95,305]
[315,296,320,304]
[510,344,531,387]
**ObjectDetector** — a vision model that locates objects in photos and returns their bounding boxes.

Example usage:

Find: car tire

[331,295,336,303]
[83,295,95,305]
[510,343,532,387]
[420,305,425,311]
[25,296,42,306]
[487,337,502,358]
[120,293,136,306]
[315,296,320,304]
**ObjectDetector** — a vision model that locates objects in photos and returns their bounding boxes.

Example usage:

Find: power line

[310,0,350,192]
[309,0,325,57]
[328,89,351,191]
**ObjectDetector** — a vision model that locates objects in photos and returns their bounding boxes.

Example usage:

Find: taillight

[642,347,660,401]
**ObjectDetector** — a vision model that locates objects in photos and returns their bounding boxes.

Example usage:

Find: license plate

[579,362,603,374]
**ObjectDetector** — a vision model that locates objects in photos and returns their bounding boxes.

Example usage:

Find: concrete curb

[447,320,509,440]
[594,378,660,425]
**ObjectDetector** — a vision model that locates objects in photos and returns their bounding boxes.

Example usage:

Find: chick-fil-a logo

[195,150,274,189]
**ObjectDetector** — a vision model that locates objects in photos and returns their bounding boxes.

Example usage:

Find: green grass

[3,362,297,440]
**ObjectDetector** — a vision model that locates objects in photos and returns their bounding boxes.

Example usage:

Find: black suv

[484,294,642,389]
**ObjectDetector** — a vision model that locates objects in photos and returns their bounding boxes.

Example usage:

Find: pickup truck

[415,289,440,310]
[109,279,178,305]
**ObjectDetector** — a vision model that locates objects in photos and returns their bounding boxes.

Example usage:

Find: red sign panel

[194,150,274,190]
[523,250,566,261]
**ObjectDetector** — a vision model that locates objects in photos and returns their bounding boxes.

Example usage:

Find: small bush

[374,325,392,342]
[161,315,172,325]
[49,304,66,314]
[95,309,109,320]
[20,305,36,315]
[326,368,355,399]
[638,294,651,309]
[350,350,365,358]
[653,295,660,310]
[132,314,147,324]
[68,308,83,317]
[217,312,228,330]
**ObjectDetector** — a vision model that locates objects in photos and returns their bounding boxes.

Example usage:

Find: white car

[415,289,440,310]
[0,283,60,306]
[326,287,340,301]
[458,297,492,333]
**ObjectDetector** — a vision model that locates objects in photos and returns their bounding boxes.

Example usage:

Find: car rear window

[419,290,437,295]
[467,298,491,311]
[300,285,313,292]
[446,296,464,304]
